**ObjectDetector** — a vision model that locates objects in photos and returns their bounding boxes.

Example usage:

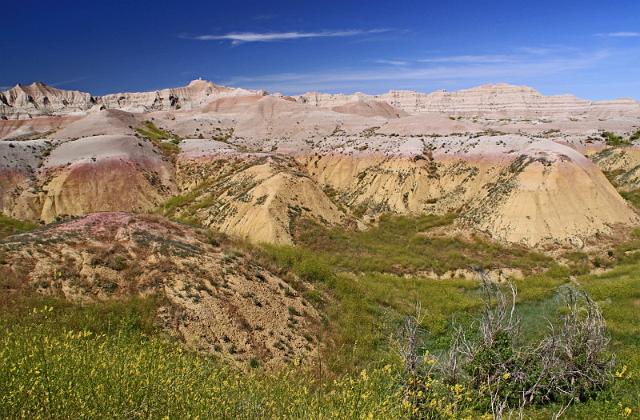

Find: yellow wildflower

[615,365,628,379]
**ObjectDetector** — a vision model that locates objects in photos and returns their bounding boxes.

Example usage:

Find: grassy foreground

[2,269,638,418]
[1,214,639,418]
[0,298,403,419]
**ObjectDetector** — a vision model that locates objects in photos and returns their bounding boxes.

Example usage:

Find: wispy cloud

[418,54,512,64]
[373,59,409,66]
[596,32,640,37]
[49,76,91,88]
[183,29,389,45]
[251,14,277,21]
[222,49,609,94]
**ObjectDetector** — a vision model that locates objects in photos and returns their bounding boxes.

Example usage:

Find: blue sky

[2,0,639,99]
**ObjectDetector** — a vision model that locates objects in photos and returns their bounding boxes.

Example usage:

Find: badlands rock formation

[99,79,263,113]
[0,80,261,119]
[172,146,344,244]
[1,134,175,222]
[0,82,95,119]
[297,84,640,118]
[0,212,320,366]
[1,80,639,247]
[591,146,640,192]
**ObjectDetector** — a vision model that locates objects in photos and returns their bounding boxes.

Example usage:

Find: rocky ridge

[297,84,640,118]
[1,80,639,248]
[0,83,95,119]
[0,80,262,119]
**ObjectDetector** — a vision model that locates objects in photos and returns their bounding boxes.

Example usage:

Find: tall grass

[0,298,404,419]
[293,215,551,275]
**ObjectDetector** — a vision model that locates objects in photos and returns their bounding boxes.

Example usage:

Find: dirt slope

[170,150,344,244]
[0,212,320,366]
[3,135,175,222]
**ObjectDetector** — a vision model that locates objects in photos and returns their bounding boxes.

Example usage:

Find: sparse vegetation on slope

[0,213,320,367]
[599,167,640,211]
[0,213,37,239]
[291,214,552,275]
[601,131,631,147]
[135,120,181,157]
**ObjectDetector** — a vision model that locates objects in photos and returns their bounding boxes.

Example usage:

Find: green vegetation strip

[290,214,551,275]
[135,121,181,157]
[0,214,37,240]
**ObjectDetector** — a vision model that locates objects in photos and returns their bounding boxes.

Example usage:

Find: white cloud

[372,46,587,74]
[596,32,640,38]
[185,29,389,45]
[373,59,409,66]
[50,76,91,87]
[222,50,609,94]
[418,54,512,64]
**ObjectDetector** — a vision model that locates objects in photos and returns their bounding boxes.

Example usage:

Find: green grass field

[0,213,38,239]
[291,214,552,275]
[1,214,639,418]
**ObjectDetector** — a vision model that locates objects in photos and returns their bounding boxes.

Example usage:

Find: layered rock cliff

[99,79,263,113]
[1,79,639,248]
[297,84,640,118]
[0,80,262,119]
[4,81,639,121]
[0,82,95,119]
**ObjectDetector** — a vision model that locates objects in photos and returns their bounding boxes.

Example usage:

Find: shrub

[601,131,630,147]
[399,273,614,419]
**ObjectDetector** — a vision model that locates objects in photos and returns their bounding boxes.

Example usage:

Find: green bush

[601,131,631,147]
[400,280,615,418]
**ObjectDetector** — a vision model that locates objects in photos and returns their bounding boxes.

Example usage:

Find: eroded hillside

[0,212,320,366]
[1,80,639,248]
